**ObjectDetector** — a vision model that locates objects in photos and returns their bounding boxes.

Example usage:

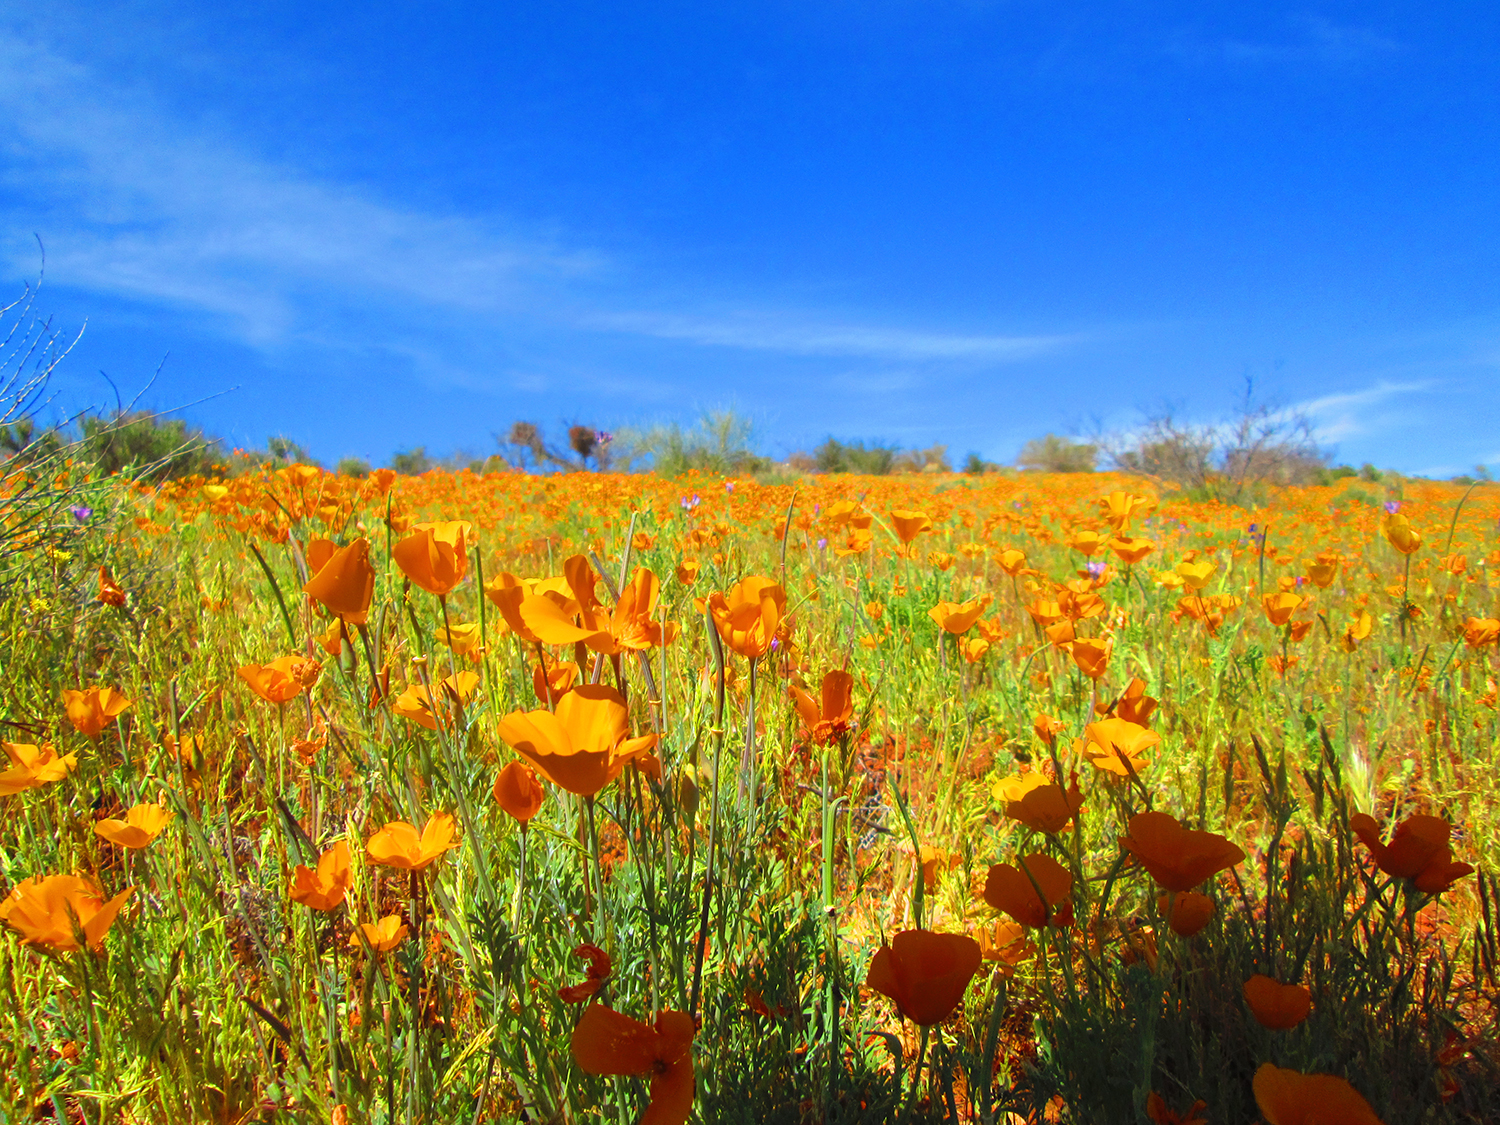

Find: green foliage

[389,446,434,475]
[614,409,770,477]
[815,437,898,475]
[1017,433,1098,473]
[80,410,227,482]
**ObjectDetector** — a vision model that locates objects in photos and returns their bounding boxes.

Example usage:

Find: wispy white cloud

[1292,380,1430,443]
[592,310,1071,361]
[1171,16,1399,67]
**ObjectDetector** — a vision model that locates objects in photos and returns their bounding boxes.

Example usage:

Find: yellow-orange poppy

[61,686,132,738]
[496,684,658,797]
[1463,617,1500,648]
[97,565,127,607]
[993,773,1083,834]
[1252,1064,1383,1125]
[1083,717,1160,776]
[350,914,409,953]
[290,840,353,910]
[237,656,321,704]
[1243,974,1312,1029]
[1121,811,1244,893]
[1158,891,1215,937]
[928,596,990,635]
[1263,592,1304,627]
[865,928,982,1026]
[983,854,1074,929]
[572,1003,695,1125]
[0,874,133,954]
[303,537,375,624]
[708,576,786,659]
[1349,813,1473,892]
[1069,638,1111,680]
[889,508,933,546]
[392,520,473,597]
[391,671,480,730]
[1382,513,1421,555]
[1115,677,1158,725]
[94,804,173,850]
[1109,537,1155,565]
[789,670,855,746]
[0,742,77,796]
[366,812,460,871]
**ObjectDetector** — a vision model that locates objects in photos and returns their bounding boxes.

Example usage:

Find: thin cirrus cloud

[1170,15,1399,67]
[0,33,1063,381]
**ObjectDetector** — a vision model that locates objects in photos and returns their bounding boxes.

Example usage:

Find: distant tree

[81,411,226,482]
[612,410,768,477]
[894,444,951,473]
[389,447,433,475]
[1017,434,1098,473]
[336,456,372,478]
[815,438,897,475]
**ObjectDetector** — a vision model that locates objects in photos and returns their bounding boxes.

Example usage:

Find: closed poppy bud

[94,803,174,850]
[392,520,473,597]
[983,854,1074,929]
[1121,811,1245,893]
[1252,1064,1383,1125]
[61,686,132,739]
[889,508,933,546]
[864,928,982,1026]
[303,538,375,624]
[350,914,409,953]
[494,761,545,825]
[1382,513,1421,555]
[1158,892,1215,937]
[1243,974,1312,1029]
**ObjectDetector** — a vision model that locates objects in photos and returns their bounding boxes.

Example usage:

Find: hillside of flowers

[2,459,1499,1124]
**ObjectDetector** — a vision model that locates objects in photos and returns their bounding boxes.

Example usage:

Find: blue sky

[2,2,1498,474]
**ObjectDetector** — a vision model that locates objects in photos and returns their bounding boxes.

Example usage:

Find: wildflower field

[3,459,1500,1124]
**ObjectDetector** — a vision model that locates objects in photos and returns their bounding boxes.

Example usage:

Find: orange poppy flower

[97,565,127,607]
[889,509,933,546]
[496,684,658,797]
[1463,617,1500,648]
[1349,813,1474,892]
[572,1003,696,1125]
[1109,537,1155,565]
[1099,490,1152,532]
[983,854,1074,929]
[349,914,409,953]
[1069,638,1111,680]
[1114,678,1158,725]
[434,621,483,656]
[1121,812,1244,893]
[789,670,855,745]
[928,596,990,635]
[675,558,700,585]
[483,572,539,642]
[392,520,473,597]
[1083,717,1160,776]
[1033,713,1065,743]
[1146,1092,1208,1125]
[558,942,613,1002]
[1263,592,1305,627]
[61,686,132,738]
[1175,559,1217,591]
[1157,892,1215,936]
[1340,611,1374,652]
[993,773,1083,834]
[366,812,460,871]
[707,576,786,659]
[995,548,1028,576]
[1306,552,1341,588]
[974,919,1034,968]
[1068,529,1106,557]
[0,742,78,796]
[494,761,546,824]
[290,840,354,910]
[303,537,375,624]
[1243,974,1312,1029]
[1252,1064,1384,1125]
[1382,513,1421,556]
[237,656,321,704]
[94,803,173,850]
[532,656,579,705]
[391,671,480,730]
[0,874,133,954]
[865,928,982,1025]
